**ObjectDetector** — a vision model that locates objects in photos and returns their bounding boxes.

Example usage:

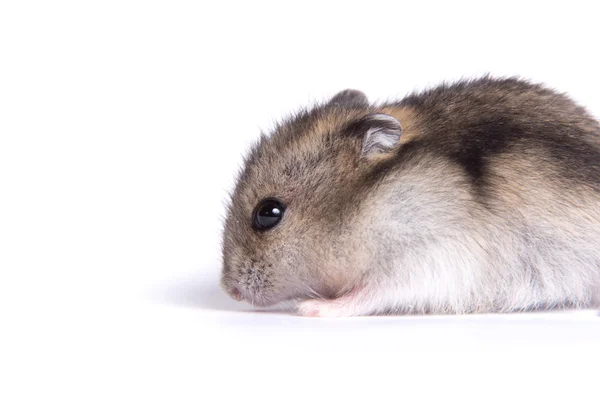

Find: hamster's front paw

[297,299,350,317]
[297,284,375,317]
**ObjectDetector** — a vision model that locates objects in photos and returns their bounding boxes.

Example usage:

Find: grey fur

[221,77,600,317]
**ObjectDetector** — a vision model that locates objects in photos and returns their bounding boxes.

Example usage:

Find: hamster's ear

[328,89,369,108]
[353,114,402,158]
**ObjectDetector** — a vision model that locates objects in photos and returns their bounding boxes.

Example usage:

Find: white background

[1,1,599,399]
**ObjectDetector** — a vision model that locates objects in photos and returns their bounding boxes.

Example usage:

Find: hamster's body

[221,77,600,317]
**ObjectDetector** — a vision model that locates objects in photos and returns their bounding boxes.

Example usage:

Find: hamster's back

[379,77,600,310]
[393,77,600,195]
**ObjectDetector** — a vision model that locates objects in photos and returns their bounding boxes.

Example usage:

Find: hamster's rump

[221,77,600,317]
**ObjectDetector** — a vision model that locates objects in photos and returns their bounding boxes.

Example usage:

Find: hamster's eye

[252,198,285,231]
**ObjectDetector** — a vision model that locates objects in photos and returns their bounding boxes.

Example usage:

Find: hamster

[220,77,600,317]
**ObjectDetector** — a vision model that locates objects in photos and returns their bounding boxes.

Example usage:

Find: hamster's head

[220,90,407,307]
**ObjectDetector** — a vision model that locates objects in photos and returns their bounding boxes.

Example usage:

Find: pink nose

[229,286,243,301]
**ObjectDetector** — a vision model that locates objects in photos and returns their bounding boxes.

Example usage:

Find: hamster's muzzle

[221,260,278,306]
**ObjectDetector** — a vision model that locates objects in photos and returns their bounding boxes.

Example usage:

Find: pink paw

[297,299,350,318]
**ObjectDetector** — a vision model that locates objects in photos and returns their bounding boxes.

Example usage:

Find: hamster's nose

[228,286,243,302]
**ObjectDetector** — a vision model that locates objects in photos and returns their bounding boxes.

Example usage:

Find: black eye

[252,198,285,231]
